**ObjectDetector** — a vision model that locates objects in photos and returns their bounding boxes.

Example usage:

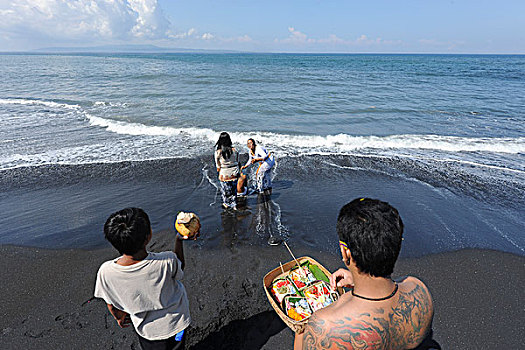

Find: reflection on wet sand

[219,192,283,247]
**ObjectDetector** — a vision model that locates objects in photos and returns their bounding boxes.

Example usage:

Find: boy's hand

[107,304,132,328]
[115,311,132,328]
[178,231,200,241]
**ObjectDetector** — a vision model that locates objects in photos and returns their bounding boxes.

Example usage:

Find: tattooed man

[295,198,439,350]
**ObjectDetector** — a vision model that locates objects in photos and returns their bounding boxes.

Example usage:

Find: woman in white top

[214,132,240,209]
[240,138,275,194]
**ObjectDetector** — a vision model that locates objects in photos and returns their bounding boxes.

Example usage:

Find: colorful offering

[264,257,343,331]
[284,296,312,321]
[289,265,316,290]
[271,278,297,303]
[303,281,336,312]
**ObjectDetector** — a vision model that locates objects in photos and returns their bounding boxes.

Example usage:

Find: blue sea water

[0,53,524,255]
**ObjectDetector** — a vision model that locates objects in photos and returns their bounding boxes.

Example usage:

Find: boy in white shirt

[94,208,196,350]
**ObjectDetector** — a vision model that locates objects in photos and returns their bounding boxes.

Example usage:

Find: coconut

[175,212,201,237]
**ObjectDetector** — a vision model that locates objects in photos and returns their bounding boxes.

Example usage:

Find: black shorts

[137,331,186,350]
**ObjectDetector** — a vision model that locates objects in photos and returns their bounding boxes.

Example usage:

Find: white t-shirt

[245,145,275,167]
[94,251,191,340]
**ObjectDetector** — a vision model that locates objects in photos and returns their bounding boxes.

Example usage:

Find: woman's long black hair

[248,138,256,153]
[215,132,233,159]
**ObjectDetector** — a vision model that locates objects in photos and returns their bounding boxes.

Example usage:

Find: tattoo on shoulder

[301,285,432,349]
[385,284,432,347]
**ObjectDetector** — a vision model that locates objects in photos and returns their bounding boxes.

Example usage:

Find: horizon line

[0,50,524,55]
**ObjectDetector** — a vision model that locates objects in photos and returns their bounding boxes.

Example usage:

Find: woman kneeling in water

[240,138,275,195]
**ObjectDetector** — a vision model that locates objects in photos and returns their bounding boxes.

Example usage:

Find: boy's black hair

[337,198,404,278]
[104,208,151,255]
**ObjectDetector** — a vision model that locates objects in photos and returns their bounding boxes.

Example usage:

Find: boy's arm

[174,222,200,270]
[106,304,132,328]
[174,235,185,270]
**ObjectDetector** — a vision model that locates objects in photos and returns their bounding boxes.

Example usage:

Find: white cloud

[167,29,253,44]
[237,35,252,43]
[274,27,403,51]
[276,27,314,44]
[168,28,197,39]
[316,34,345,44]
[275,27,348,45]
[166,28,217,41]
[0,0,247,49]
[0,0,170,43]
[219,34,253,43]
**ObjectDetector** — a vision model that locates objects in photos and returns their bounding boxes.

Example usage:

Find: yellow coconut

[175,212,201,237]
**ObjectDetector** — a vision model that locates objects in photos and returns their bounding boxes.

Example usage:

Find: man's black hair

[337,198,404,278]
[104,208,151,255]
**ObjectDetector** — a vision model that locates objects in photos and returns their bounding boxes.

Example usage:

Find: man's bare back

[298,276,434,350]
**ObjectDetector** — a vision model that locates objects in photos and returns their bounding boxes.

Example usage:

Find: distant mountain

[33,44,241,54]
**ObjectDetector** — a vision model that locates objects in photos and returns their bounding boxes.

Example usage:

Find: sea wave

[87,115,525,155]
[0,98,80,110]
[249,132,524,154]
[87,114,218,139]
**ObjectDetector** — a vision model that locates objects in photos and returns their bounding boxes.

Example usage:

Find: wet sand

[0,230,523,349]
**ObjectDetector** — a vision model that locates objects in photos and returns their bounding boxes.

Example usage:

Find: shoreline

[1,156,523,256]
[1,230,524,349]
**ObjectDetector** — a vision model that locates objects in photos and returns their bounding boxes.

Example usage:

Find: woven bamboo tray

[263,256,342,333]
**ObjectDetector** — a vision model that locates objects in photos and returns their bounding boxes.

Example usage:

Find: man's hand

[330,268,354,289]
[107,304,132,328]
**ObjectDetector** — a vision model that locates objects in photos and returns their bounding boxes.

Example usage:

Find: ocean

[0,53,523,257]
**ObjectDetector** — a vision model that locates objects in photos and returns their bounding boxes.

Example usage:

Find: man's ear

[341,246,351,266]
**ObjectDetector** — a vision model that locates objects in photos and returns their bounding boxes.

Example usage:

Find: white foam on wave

[319,151,525,175]
[93,101,129,107]
[263,133,525,155]
[0,98,80,110]
[0,143,179,171]
[413,156,525,175]
[87,114,218,140]
[86,115,525,155]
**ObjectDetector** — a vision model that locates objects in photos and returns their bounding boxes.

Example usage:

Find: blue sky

[0,0,523,53]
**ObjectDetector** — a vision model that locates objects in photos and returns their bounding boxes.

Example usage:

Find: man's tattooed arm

[387,283,433,347]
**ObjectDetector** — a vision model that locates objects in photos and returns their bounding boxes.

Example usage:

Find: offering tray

[263,256,343,333]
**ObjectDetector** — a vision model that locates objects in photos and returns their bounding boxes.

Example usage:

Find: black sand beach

[1,157,524,349]
[1,230,523,349]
